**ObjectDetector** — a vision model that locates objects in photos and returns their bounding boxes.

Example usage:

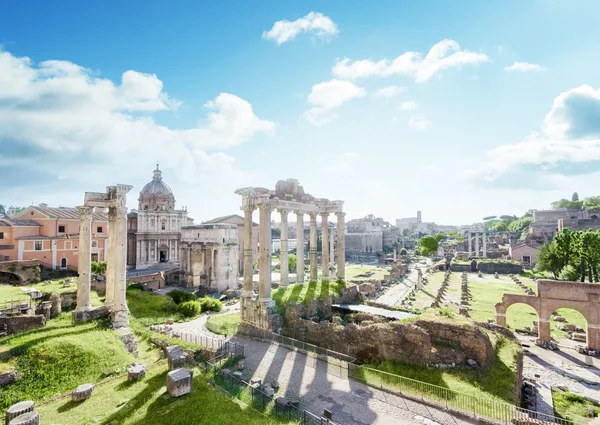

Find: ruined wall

[477,261,522,274]
[0,315,46,335]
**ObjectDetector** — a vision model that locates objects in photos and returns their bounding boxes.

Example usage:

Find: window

[161,222,166,230]
[3,256,8,261]
[58,225,65,233]
[97,226,103,233]
[92,240,98,248]
[522,255,531,266]
[0,232,3,239]
[60,258,67,269]
[35,241,42,250]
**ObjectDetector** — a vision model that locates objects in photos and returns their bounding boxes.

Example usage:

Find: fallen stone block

[166,368,192,397]
[8,411,40,425]
[6,401,35,424]
[71,384,94,402]
[127,363,146,381]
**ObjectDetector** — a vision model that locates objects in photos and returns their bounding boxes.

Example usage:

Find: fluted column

[330,227,335,269]
[336,212,345,280]
[105,206,116,309]
[76,205,93,312]
[483,231,487,258]
[295,211,304,284]
[475,232,480,257]
[279,209,289,287]
[242,206,255,297]
[258,203,272,301]
[320,213,329,279]
[112,202,130,327]
[468,232,472,256]
[309,213,318,281]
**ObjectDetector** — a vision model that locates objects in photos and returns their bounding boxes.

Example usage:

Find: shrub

[176,301,201,317]
[127,283,144,291]
[198,296,223,313]
[438,307,455,318]
[168,289,197,304]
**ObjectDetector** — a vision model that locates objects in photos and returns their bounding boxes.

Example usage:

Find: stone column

[279,209,289,287]
[468,232,472,256]
[242,206,255,297]
[482,231,487,258]
[211,248,217,289]
[309,213,318,281]
[112,201,130,328]
[105,206,116,310]
[475,232,480,257]
[320,213,329,279]
[76,205,93,312]
[330,227,335,269]
[258,203,272,301]
[537,319,551,344]
[295,211,304,284]
[336,212,345,280]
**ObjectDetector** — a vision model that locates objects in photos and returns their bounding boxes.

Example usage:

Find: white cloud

[303,79,366,125]
[408,116,431,130]
[332,39,489,83]
[374,85,406,98]
[400,101,417,111]
[504,62,543,72]
[0,49,275,216]
[262,12,338,45]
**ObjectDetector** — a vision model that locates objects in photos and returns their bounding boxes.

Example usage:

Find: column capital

[319,212,329,218]
[335,211,346,218]
[258,202,272,212]
[308,212,317,220]
[294,210,304,217]
[243,205,256,213]
[77,205,94,218]
[277,208,290,215]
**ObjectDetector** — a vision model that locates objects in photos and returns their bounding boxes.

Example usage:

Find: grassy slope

[0,281,103,306]
[126,288,179,329]
[37,364,290,425]
[272,279,346,310]
[206,313,240,336]
[553,390,600,424]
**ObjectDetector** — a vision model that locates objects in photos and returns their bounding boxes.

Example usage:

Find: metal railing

[0,298,33,315]
[348,364,572,425]
[149,325,244,357]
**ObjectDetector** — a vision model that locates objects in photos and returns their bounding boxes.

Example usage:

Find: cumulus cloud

[479,85,600,185]
[408,116,431,130]
[0,49,275,214]
[332,39,488,83]
[262,12,338,45]
[400,101,417,111]
[504,62,543,72]
[374,85,406,98]
[303,79,366,125]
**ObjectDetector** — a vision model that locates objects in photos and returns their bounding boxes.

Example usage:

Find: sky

[2,0,600,225]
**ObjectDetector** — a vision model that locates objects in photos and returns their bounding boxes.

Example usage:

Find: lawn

[345,265,388,281]
[411,271,448,311]
[0,280,103,307]
[206,313,241,336]
[553,389,600,424]
[126,287,179,329]
[271,279,346,310]
[36,363,292,425]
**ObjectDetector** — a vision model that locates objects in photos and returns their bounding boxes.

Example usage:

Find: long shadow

[317,280,330,300]
[303,282,317,304]
[529,352,600,386]
[553,348,600,376]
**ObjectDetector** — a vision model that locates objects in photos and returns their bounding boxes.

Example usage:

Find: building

[558,216,600,233]
[396,211,422,234]
[346,214,383,254]
[1,205,108,270]
[127,165,194,270]
[509,243,540,268]
[528,209,600,242]
[272,238,298,253]
[202,214,259,276]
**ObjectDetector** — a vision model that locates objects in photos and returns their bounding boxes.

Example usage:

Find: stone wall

[127,272,165,291]
[477,261,522,274]
[0,315,46,335]
[59,291,77,309]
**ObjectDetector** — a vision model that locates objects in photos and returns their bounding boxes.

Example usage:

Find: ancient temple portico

[235,178,345,331]
[465,225,487,258]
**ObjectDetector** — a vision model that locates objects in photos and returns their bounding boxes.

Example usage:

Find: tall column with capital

[76,205,93,312]
[321,213,329,279]
[258,203,272,301]
[112,202,130,327]
[330,227,335,269]
[105,206,117,310]
[309,213,318,281]
[468,232,472,256]
[242,206,255,297]
[336,212,345,280]
[482,231,487,258]
[295,211,304,284]
[279,209,289,287]
[475,232,480,257]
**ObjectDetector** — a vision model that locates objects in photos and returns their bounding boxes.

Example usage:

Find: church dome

[139,164,176,211]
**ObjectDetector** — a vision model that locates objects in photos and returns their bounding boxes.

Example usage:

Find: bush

[198,296,223,313]
[127,283,144,291]
[176,301,201,317]
[438,307,455,318]
[168,289,197,304]
[559,265,580,282]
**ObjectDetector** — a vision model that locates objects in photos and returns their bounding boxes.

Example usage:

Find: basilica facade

[127,165,193,270]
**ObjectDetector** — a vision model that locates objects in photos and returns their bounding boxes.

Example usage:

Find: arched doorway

[0,272,22,285]
[158,245,169,263]
[60,257,68,270]
[551,308,588,345]
[506,303,540,332]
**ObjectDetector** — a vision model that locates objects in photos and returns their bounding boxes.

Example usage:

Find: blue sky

[2,1,600,225]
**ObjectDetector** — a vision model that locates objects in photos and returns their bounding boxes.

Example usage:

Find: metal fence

[0,298,33,315]
[348,363,572,425]
[149,325,244,357]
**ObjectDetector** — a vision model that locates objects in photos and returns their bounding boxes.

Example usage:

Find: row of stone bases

[71,184,138,355]
[235,179,346,333]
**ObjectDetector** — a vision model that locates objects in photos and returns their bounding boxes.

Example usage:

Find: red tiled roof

[17,206,107,221]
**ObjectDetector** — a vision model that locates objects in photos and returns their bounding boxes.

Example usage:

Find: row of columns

[467,231,487,257]
[182,245,218,287]
[242,206,345,301]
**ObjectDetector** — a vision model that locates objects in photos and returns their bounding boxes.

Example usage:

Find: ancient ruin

[464,225,487,257]
[74,184,132,328]
[235,178,345,331]
[496,279,600,349]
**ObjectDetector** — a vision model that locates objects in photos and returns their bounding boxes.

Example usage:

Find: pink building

[509,243,540,268]
[0,206,108,270]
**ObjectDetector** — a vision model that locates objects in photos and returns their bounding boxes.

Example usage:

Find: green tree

[91,261,106,276]
[418,236,439,256]
[288,253,296,272]
[507,216,533,233]
[535,243,562,278]
[572,192,579,202]
[434,233,445,242]
[583,196,600,211]
[483,215,497,221]
[551,198,583,210]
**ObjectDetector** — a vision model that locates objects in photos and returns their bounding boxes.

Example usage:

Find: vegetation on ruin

[126,286,179,328]
[272,278,346,310]
[553,389,600,424]
[167,288,197,304]
[0,280,102,306]
[206,312,241,336]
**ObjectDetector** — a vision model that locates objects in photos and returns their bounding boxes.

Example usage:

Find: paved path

[374,260,429,308]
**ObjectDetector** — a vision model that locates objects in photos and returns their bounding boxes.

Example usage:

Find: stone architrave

[295,211,304,284]
[320,213,329,279]
[242,206,255,297]
[258,203,272,301]
[336,212,345,280]
[279,209,289,287]
[75,206,93,312]
[309,213,318,281]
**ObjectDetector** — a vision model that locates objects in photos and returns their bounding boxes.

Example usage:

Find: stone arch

[0,271,22,285]
[505,302,540,332]
[550,307,588,345]
[0,260,40,285]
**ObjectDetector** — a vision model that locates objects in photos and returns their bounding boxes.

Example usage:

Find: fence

[0,298,34,315]
[348,364,572,425]
[149,325,244,357]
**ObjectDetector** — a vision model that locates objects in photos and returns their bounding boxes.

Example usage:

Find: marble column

[295,211,304,284]
[336,212,345,280]
[475,232,480,257]
[258,204,272,301]
[279,209,289,287]
[482,231,487,258]
[468,232,472,256]
[309,213,318,281]
[320,213,329,279]
[112,202,130,327]
[242,206,255,297]
[329,227,335,269]
[211,248,217,289]
[76,205,93,312]
[105,206,116,310]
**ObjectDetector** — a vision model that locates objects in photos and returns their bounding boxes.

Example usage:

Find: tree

[572,192,579,202]
[507,216,533,233]
[418,236,439,256]
[535,243,562,278]
[91,261,106,276]
[288,254,296,272]
[583,196,600,211]
[483,215,497,221]
[551,198,583,210]
[434,233,445,242]
[0,205,5,215]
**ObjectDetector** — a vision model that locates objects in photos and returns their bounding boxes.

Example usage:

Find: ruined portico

[464,225,487,258]
[74,184,132,329]
[496,280,600,350]
[235,179,345,331]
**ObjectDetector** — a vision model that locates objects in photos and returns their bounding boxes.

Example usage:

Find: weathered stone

[0,370,18,387]
[127,363,146,381]
[7,411,39,425]
[166,345,188,370]
[72,306,109,324]
[166,368,192,397]
[233,371,243,379]
[262,384,274,397]
[117,327,139,357]
[250,377,261,386]
[467,359,479,368]
[6,401,35,424]
[71,383,94,402]
[0,316,45,336]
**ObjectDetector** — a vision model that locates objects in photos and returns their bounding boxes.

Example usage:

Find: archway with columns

[235,178,345,331]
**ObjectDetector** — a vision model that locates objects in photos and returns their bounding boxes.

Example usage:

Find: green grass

[126,287,179,329]
[553,389,600,424]
[0,314,155,412]
[272,279,346,310]
[411,271,447,311]
[345,265,388,281]
[36,364,291,425]
[206,313,241,336]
